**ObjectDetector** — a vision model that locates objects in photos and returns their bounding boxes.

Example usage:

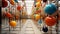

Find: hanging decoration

[36,0,41,2]
[17,5,22,11]
[34,14,41,21]
[14,0,18,3]
[42,0,47,2]
[44,16,57,26]
[36,2,41,8]
[44,3,57,15]
[2,0,8,8]
[9,0,15,5]
[9,20,17,27]
[42,26,48,32]
[38,19,42,25]
[5,12,12,18]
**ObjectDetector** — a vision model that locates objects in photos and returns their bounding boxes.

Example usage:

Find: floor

[1,18,60,34]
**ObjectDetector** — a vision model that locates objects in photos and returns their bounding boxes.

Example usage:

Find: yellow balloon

[10,0,15,5]
[9,21,16,27]
[35,14,41,21]
[36,2,41,8]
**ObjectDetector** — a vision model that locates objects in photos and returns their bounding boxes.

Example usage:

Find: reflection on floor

[20,19,42,34]
[1,19,42,34]
[1,19,60,34]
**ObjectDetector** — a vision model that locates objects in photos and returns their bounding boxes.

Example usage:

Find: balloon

[2,0,8,8]
[42,0,47,2]
[38,19,42,25]
[5,12,12,18]
[36,2,41,8]
[9,21,16,27]
[17,5,21,11]
[10,0,15,5]
[36,0,41,2]
[35,9,41,14]
[36,7,39,10]
[45,16,57,26]
[34,14,41,21]
[44,3,57,15]
[14,0,18,3]
[42,26,48,32]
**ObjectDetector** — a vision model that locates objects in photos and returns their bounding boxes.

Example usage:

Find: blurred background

[1,0,60,34]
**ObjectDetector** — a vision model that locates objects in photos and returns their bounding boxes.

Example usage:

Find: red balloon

[2,0,8,8]
[35,10,41,14]
[45,16,57,26]
[5,12,12,18]
[17,5,21,11]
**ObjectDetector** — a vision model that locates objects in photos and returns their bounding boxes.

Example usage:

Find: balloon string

[8,2,11,34]
[47,0,51,4]
[56,0,59,34]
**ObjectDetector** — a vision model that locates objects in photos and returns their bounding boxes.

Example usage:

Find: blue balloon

[14,0,18,3]
[38,19,42,25]
[44,3,57,15]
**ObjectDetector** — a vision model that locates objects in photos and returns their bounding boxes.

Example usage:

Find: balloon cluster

[2,0,18,8]
[2,0,20,30]
[44,3,57,26]
[9,0,18,5]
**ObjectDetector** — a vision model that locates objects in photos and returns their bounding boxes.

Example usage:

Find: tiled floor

[1,19,60,34]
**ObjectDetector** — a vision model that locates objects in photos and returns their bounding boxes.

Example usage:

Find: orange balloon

[10,0,15,5]
[9,21,16,27]
[36,2,41,8]
[36,0,41,2]
[17,5,21,11]
[45,16,57,26]
[35,14,41,21]
[5,12,12,18]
